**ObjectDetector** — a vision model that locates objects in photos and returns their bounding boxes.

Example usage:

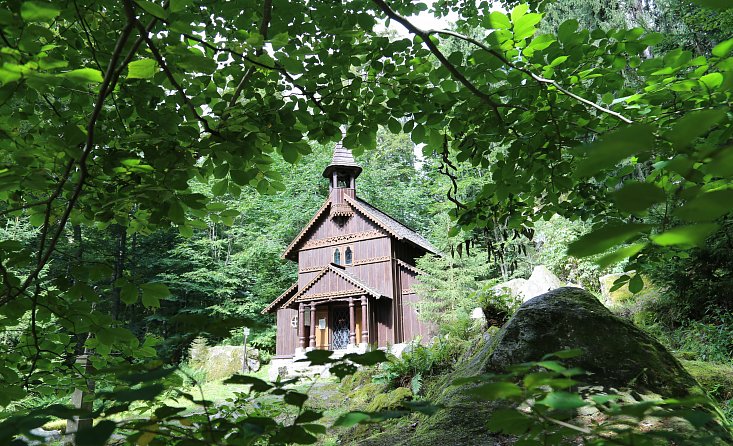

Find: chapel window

[333,248,341,265]
[345,247,353,265]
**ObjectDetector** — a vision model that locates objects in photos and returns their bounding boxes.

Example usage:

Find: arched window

[333,248,341,265]
[345,247,353,264]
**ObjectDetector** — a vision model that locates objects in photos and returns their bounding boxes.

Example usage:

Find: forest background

[1,0,733,444]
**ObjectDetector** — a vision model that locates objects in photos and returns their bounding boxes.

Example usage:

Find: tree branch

[227,0,273,111]
[133,18,222,138]
[1,1,138,307]
[429,29,634,124]
[371,0,508,122]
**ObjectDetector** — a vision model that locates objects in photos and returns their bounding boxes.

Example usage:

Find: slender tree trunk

[110,224,127,321]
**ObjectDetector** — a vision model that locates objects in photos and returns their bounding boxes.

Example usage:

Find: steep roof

[322,142,362,178]
[345,195,439,255]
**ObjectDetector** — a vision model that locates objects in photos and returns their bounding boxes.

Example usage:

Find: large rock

[493,265,563,303]
[190,344,261,381]
[357,287,707,446]
[487,287,697,396]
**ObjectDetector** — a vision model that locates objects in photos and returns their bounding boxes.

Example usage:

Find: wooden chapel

[262,142,437,358]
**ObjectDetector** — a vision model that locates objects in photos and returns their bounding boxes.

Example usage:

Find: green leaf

[713,37,733,57]
[127,58,158,79]
[20,1,60,22]
[299,350,333,365]
[168,200,185,224]
[75,420,117,446]
[568,223,651,257]
[120,283,138,305]
[537,391,587,410]
[628,274,644,294]
[135,0,168,19]
[675,189,733,221]
[486,11,510,29]
[597,243,647,269]
[557,20,579,45]
[140,283,170,308]
[343,350,387,365]
[60,68,104,83]
[513,13,542,41]
[549,55,568,67]
[334,411,371,427]
[472,382,523,400]
[487,408,531,435]
[284,391,308,408]
[651,223,718,247]
[223,375,273,392]
[575,124,656,177]
[664,109,726,148]
[212,179,228,196]
[613,182,666,213]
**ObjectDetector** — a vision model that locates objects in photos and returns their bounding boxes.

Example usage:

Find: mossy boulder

[488,287,699,397]
[357,287,710,446]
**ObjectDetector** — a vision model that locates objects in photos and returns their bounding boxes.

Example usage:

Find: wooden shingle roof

[322,142,362,178]
[345,195,438,255]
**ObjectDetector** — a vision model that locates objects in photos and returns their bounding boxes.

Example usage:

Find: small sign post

[242,327,250,373]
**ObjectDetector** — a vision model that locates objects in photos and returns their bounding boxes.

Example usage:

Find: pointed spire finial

[322,134,362,179]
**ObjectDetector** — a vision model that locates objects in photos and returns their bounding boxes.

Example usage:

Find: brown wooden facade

[263,143,437,358]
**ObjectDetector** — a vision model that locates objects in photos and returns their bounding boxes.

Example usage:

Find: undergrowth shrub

[374,337,468,394]
[636,311,733,363]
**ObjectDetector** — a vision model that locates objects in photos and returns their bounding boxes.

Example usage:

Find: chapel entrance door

[331,307,349,350]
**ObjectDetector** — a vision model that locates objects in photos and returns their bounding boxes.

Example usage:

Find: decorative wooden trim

[300,230,385,250]
[330,203,353,218]
[299,266,323,273]
[397,259,423,275]
[282,198,331,259]
[297,289,360,301]
[282,264,382,309]
[353,256,391,266]
[401,288,414,295]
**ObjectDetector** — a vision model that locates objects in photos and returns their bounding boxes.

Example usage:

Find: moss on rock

[681,359,733,401]
[366,387,412,412]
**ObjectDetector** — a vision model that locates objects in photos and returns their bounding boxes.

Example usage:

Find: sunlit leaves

[127,58,158,79]
[568,223,651,257]
[135,0,168,19]
[20,1,60,22]
[59,68,104,83]
[675,189,733,221]
[651,223,718,247]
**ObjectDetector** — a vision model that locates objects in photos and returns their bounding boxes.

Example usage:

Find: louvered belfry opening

[324,140,361,219]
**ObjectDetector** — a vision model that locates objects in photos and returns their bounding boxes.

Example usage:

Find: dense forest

[1,0,733,445]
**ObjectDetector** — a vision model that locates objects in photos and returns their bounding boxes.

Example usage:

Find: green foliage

[456,351,733,445]
[414,250,493,336]
[1,0,733,443]
[375,338,467,393]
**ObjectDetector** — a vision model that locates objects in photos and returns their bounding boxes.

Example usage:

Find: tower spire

[322,139,362,179]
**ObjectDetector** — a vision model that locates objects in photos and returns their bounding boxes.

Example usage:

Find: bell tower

[323,141,361,218]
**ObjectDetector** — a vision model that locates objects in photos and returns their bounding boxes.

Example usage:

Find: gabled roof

[261,282,298,314]
[345,195,439,255]
[282,198,331,260]
[280,264,383,310]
